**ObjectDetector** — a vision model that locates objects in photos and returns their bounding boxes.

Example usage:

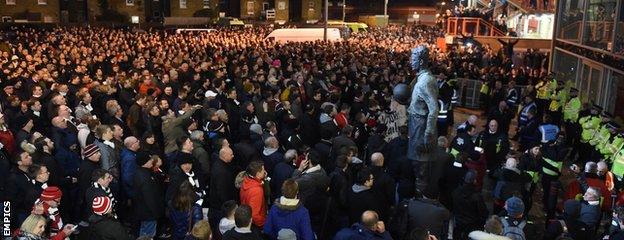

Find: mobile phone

[70,225,78,231]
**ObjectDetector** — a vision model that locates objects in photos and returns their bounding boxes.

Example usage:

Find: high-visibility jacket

[437,99,449,123]
[519,102,537,127]
[549,89,569,112]
[563,97,581,122]
[506,88,519,107]
[541,143,563,178]
[608,136,624,161]
[590,124,610,147]
[612,148,624,178]
[580,116,601,143]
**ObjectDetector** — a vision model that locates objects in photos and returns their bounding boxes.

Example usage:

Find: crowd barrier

[452,78,529,109]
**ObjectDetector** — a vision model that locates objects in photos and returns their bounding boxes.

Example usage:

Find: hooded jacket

[468,231,512,240]
[240,176,267,227]
[263,197,314,240]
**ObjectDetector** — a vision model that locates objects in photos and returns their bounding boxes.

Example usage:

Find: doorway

[289,0,302,22]
[579,61,604,105]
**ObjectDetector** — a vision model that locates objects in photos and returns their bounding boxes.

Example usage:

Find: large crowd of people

[0,23,622,240]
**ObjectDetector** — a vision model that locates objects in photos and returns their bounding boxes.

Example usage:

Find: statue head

[410,45,430,72]
[392,83,409,105]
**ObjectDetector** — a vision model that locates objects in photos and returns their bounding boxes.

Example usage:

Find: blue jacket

[263,198,315,240]
[169,204,203,240]
[262,148,284,176]
[120,148,137,198]
[51,127,81,176]
[333,223,393,240]
[271,162,295,201]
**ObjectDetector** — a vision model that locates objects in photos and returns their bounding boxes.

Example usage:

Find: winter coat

[263,197,315,240]
[163,108,198,154]
[7,168,34,225]
[452,183,489,232]
[209,159,238,209]
[407,198,451,240]
[240,176,267,227]
[262,148,284,176]
[167,167,207,207]
[333,223,393,240]
[271,161,295,201]
[133,167,165,221]
[371,166,395,220]
[120,148,137,198]
[169,204,203,240]
[192,140,211,185]
[87,214,132,240]
[51,127,81,176]
[346,185,382,224]
[291,166,330,206]
[439,161,469,210]
[95,140,120,179]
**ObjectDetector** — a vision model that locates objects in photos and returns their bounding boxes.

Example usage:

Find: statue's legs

[408,114,430,192]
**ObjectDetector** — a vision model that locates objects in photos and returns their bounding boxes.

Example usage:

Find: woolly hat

[92,196,112,216]
[135,151,152,167]
[83,144,100,159]
[178,152,194,166]
[505,196,525,217]
[40,186,63,201]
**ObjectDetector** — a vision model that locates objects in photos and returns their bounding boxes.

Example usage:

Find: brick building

[0,0,60,22]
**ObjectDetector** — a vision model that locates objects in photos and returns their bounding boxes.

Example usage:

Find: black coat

[371,166,395,220]
[233,142,261,170]
[133,167,165,221]
[7,167,34,225]
[346,186,381,224]
[84,184,112,218]
[407,198,451,240]
[222,229,262,240]
[209,159,238,209]
[78,159,100,201]
[438,162,469,210]
[270,161,294,201]
[87,214,133,240]
[451,183,488,232]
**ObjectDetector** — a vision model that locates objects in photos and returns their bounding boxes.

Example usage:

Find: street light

[324,0,328,41]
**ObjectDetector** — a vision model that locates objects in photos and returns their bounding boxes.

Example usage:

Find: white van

[265,28,342,43]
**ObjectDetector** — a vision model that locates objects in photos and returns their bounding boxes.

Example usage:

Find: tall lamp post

[324,0,328,41]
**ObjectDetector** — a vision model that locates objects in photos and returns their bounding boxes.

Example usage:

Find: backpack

[501,216,526,240]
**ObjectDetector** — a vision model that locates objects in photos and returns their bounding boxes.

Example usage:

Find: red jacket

[240,176,267,227]
[565,177,612,211]
[0,128,16,156]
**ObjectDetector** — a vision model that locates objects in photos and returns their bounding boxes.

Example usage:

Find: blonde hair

[191,220,212,240]
[20,214,46,236]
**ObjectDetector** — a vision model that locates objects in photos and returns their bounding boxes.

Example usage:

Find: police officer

[505,80,519,114]
[450,124,482,162]
[578,104,602,163]
[539,114,560,145]
[518,146,542,216]
[563,88,581,158]
[517,94,537,136]
[437,74,453,137]
[541,130,565,220]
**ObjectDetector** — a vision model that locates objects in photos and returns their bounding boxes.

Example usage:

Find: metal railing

[446,17,506,37]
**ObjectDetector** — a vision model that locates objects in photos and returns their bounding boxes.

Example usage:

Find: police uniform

[563,88,581,152]
[578,105,602,163]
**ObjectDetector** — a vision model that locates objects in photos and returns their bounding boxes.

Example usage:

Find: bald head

[468,115,478,125]
[361,211,379,230]
[371,153,384,167]
[219,147,234,163]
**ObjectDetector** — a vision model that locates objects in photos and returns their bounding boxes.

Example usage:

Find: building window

[38,0,47,5]
[126,0,134,6]
[6,0,15,5]
[180,0,187,8]
[203,0,211,8]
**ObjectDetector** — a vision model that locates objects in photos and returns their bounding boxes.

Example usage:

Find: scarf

[185,171,206,206]
[32,111,40,117]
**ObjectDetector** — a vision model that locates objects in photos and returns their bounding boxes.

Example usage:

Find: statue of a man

[407,44,439,191]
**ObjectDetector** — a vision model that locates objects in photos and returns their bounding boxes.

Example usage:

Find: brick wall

[0,0,60,22]
[171,0,214,17]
